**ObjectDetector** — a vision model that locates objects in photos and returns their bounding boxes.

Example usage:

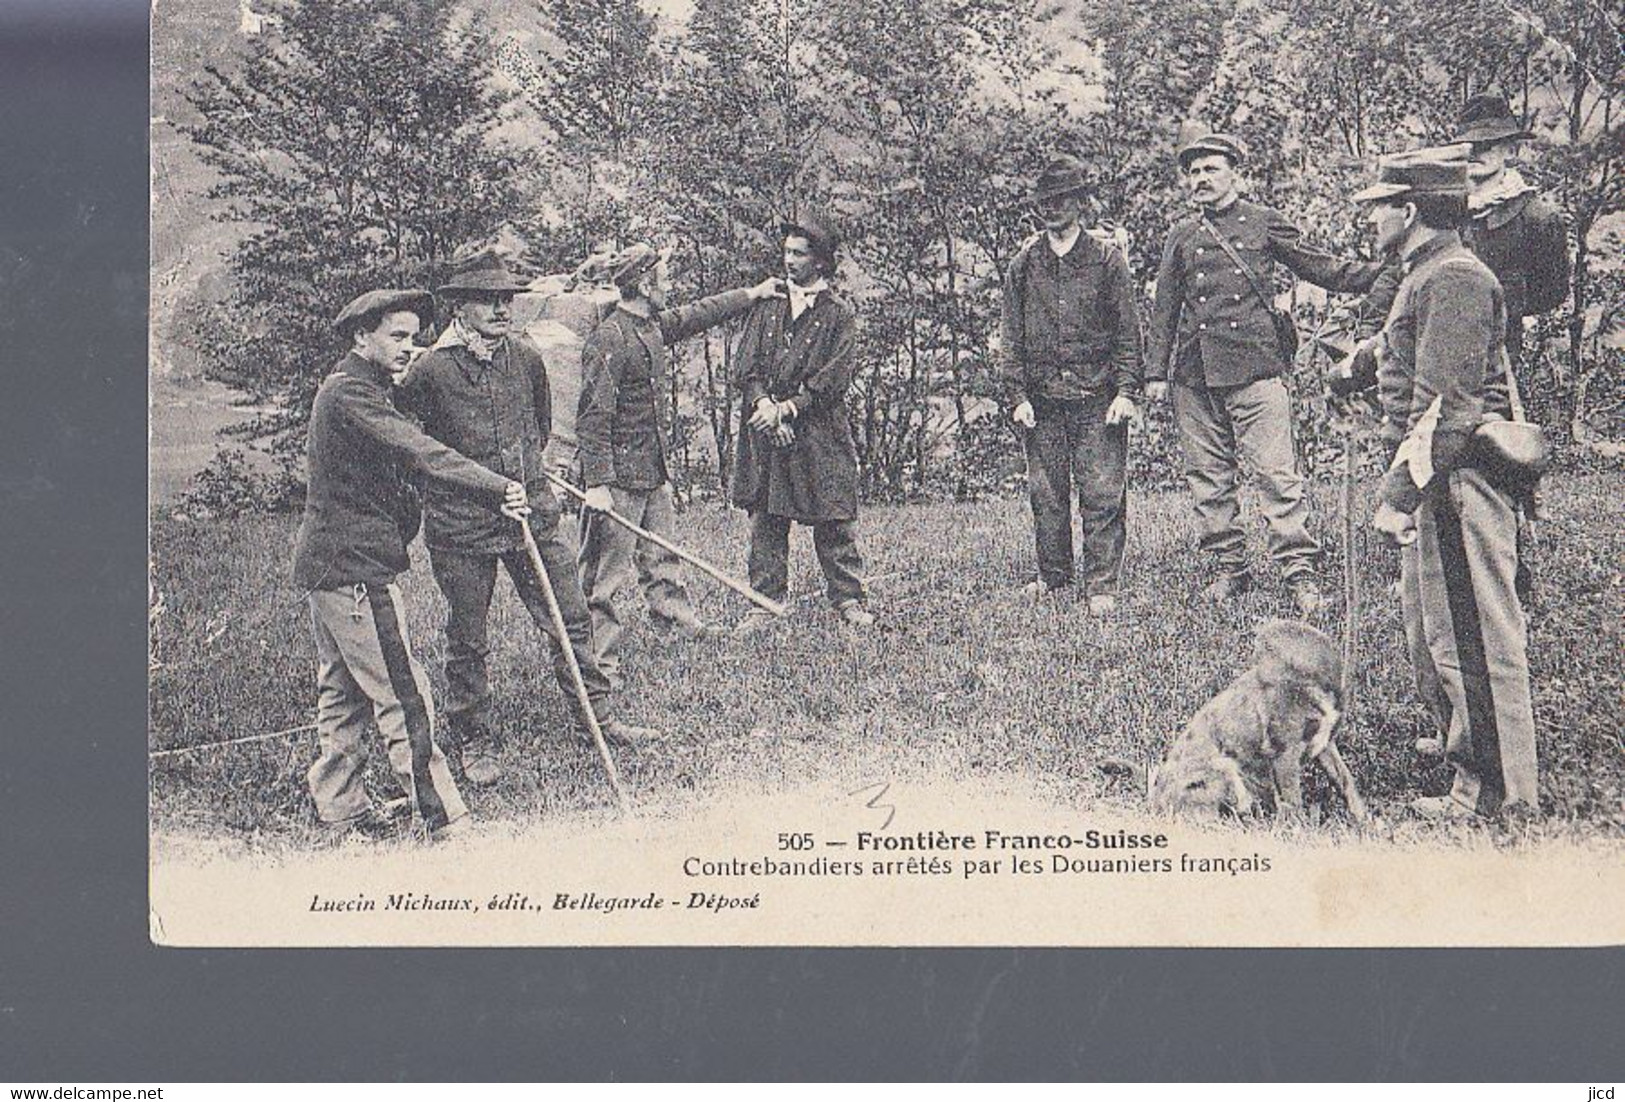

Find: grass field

[148,474,1624,850]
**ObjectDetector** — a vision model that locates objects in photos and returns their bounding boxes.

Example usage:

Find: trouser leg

[1430,471,1539,813]
[428,549,498,739]
[306,591,377,824]
[577,486,646,687]
[1071,396,1129,594]
[1225,377,1319,581]
[1025,402,1076,589]
[505,516,616,728]
[747,511,793,601]
[813,519,866,606]
[637,482,704,632]
[309,584,467,831]
[1400,540,1453,740]
[1171,381,1246,575]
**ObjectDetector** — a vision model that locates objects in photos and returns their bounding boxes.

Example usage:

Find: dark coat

[292,352,510,590]
[1462,190,1569,356]
[1147,198,1382,388]
[998,231,1142,404]
[576,290,754,492]
[397,335,559,554]
[730,290,860,523]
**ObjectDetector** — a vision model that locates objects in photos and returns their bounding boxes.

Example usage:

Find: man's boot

[453,718,505,786]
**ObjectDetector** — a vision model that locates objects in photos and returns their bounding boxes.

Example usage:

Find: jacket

[730,289,860,522]
[1147,198,1382,388]
[1375,234,1511,513]
[576,289,754,491]
[397,334,557,554]
[291,352,510,590]
[998,230,1142,404]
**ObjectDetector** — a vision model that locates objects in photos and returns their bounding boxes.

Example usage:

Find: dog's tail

[1097,757,1150,795]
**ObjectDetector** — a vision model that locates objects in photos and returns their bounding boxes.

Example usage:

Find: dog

[1104,620,1369,822]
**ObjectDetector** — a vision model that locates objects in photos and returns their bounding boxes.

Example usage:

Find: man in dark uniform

[731,213,872,632]
[998,155,1143,614]
[293,288,531,840]
[398,253,659,787]
[575,244,784,684]
[1147,131,1383,616]
[1349,150,1540,821]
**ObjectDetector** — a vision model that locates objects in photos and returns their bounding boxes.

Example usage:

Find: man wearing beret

[1346,150,1539,822]
[1147,131,1384,616]
[732,213,873,632]
[575,244,784,685]
[293,289,532,840]
[398,252,659,787]
[999,155,1142,613]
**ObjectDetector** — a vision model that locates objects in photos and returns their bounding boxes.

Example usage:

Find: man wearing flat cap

[293,288,532,840]
[1147,130,1384,616]
[1345,149,1540,823]
[999,155,1143,612]
[732,212,873,631]
[575,244,784,685]
[398,251,659,786]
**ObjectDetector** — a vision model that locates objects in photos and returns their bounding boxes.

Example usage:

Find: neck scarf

[1469,168,1535,214]
[436,317,497,364]
[787,277,828,321]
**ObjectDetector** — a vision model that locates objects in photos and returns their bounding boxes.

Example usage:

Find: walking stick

[540,469,788,617]
[1340,416,1360,726]
[517,517,631,815]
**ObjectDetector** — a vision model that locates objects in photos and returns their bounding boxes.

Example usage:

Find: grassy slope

[149,474,1625,846]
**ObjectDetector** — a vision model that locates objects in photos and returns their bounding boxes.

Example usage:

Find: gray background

[2,0,1620,1081]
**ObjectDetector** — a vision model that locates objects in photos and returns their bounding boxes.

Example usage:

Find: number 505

[777,832,813,851]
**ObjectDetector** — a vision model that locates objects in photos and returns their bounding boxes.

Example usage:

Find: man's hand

[583,485,615,513]
[748,397,782,431]
[1011,401,1037,429]
[749,277,788,301]
[1371,501,1418,547]
[500,481,532,522]
[771,422,796,447]
[1145,381,1169,402]
[1105,395,1140,427]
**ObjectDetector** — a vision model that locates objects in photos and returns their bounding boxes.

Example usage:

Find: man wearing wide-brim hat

[998,154,1143,614]
[1345,148,1540,824]
[293,288,533,840]
[1145,128,1384,617]
[397,249,660,786]
[731,211,875,632]
[573,242,784,685]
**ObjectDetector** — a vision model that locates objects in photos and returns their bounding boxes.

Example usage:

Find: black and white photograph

[145,0,1624,946]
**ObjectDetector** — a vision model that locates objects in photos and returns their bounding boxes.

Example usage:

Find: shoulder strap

[1201,217,1276,312]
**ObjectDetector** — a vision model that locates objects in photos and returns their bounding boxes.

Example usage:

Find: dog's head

[1252,618,1343,702]
[1148,755,1253,818]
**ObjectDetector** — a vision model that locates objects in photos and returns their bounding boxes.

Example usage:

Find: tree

[182,0,534,467]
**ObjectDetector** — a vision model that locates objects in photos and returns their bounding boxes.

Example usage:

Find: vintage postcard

[149,0,1624,947]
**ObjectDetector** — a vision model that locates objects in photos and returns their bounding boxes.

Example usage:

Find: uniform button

[1196,247,1206,255]
[1230,321,1238,328]
[1199,296,1207,302]
[1238,215,1246,222]
[1233,268,1242,275]
[1198,323,1208,331]
[1234,293,1242,301]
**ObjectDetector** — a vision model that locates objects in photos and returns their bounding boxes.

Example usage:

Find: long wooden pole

[518,519,631,815]
[541,470,787,617]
